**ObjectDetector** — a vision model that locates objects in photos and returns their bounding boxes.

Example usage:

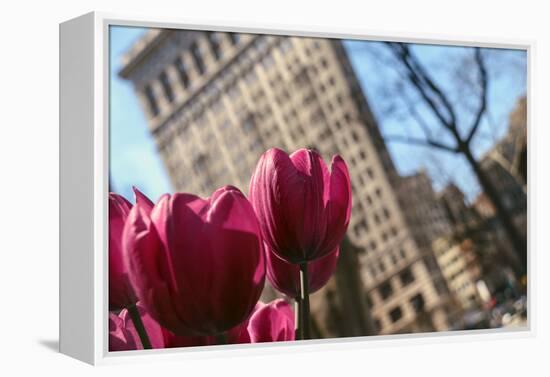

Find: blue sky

[109,26,172,203]
[109,26,526,203]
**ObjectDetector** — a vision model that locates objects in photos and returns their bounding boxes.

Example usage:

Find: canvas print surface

[108,25,527,351]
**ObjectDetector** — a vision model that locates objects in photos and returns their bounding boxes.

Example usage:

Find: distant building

[120,29,457,336]
[432,237,483,311]
[399,170,452,248]
[438,183,478,233]
[472,192,496,219]
[479,96,527,238]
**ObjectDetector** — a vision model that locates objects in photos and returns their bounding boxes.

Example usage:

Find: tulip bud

[123,186,266,337]
[246,299,295,343]
[118,302,166,349]
[249,148,351,264]
[267,246,339,298]
[109,312,139,351]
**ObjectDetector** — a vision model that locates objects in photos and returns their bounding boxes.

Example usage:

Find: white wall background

[0,0,548,375]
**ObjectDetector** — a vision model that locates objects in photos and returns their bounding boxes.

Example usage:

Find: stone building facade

[119,28,457,336]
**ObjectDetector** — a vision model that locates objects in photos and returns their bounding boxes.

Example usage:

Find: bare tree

[379,42,526,273]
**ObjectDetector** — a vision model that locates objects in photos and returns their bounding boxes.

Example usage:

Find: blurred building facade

[398,170,452,248]
[479,96,527,240]
[432,238,482,311]
[120,29,458,336]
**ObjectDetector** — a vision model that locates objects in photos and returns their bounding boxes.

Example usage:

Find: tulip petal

[289,149,331,258]
[199,187,265,334]
[321,155,352,256]
[133,186,155,215]
[109,193,136,310]
[250,148,302,261]
[109,312,138,351]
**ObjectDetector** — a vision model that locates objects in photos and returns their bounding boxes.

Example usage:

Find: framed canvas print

[59,12,531,365]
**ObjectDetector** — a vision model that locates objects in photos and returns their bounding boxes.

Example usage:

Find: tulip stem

[127,304,152,349]
[299,262,311,340]
[294,296,303,340]
[215,333,227,345]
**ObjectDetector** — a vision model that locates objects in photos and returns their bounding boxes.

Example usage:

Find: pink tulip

[110,300,293,350]
[165,300,294,347]
[109,193,137,310]
[110,302,223,351]
[123,186,266,337]
[246,299,295,343]
[249,148,351,264]
[267,246,339,298]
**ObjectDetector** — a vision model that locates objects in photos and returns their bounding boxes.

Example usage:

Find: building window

[207,32,222,60]
[400,268,415,286]
[144,85,159,116]
[389,307,403,323]
[242,115,255,132]
[409,293,425,313]
[367,167,374,179]
[353,218,369,238]
[423,256,440,273]
[190,42,205,75]
[159,71,174,103]
[262,54,275,69]
[229,32,240,45]
[434,279,448,296]
[370,240,377,251]
[280,38,292,52]
[373,318,381,332]
[174,57,190,88]
[379,281,393,300]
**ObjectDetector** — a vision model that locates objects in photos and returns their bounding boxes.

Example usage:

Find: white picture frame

[59,11,534,365]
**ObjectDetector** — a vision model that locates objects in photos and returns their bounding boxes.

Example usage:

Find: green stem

[127,304,152,349]
[294,296,303,340]
[299,262,311,340]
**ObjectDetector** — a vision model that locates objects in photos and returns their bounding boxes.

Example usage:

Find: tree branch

[466,48,488,144]
[386,43,455,131]
[400,44,458,127]
[398,88,434,139]
[384,134,459,153]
